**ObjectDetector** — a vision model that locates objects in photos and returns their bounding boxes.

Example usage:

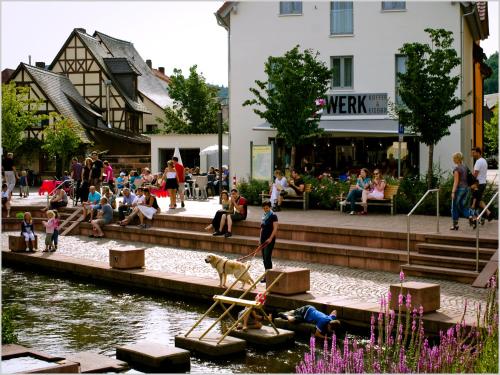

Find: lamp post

[218,107,223,202]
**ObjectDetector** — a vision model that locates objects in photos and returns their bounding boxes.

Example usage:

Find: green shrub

[304,175,350,209]
[236,179,270,206]
[2,305,18,344]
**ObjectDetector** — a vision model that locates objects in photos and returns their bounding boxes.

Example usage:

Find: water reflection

[2,268,308,373]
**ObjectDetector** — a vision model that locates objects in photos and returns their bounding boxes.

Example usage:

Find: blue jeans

[451,187,472,222]
[52,229,59,246]
[347,189,363,212]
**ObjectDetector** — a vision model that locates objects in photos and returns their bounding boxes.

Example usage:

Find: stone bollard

[109,247,145,269]
[9,235,38,252]
[266,267,310,295]
[389,281,440,313]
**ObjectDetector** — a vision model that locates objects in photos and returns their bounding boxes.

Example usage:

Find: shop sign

[323,93,387,116]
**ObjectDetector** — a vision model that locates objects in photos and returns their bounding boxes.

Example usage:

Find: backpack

[466,167,477,186]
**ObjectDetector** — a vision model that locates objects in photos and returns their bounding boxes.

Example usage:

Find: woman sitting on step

[119,188,160,228]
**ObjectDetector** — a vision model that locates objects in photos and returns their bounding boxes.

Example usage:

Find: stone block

[65,351,128,373]
[9,235,38,252]
[390,281,440,313]
[109,247,145,269]
[175,333,245,357]
[229,325,295,346]
[116,341,190,373]
[266,267,310,295]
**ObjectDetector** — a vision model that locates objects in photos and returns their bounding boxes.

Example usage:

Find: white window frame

[331,56,353,89]
[381,1,406,12]
[279,1,303,16]
[330,1,354,36]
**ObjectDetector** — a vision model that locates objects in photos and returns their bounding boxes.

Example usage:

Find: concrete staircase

[402,234,498,284]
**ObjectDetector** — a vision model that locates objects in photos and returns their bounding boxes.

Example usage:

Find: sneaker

[224,232,232,238]
[349,211,356,215]
[359,211,368,215]
[339,200,347,205]
[212,231,223,236]
[181,201,185,208]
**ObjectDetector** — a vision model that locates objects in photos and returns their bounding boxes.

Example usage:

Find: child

[21,212,36,251]
[236,293,272,331]
[42,210,57,252]
[2,183,11,217]
[52,210,60,251]
[19,170,29,198]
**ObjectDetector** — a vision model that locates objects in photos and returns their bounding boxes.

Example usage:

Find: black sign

[323,93,388,116]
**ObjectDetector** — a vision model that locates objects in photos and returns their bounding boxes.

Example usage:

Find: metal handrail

[407,188,440,265]
[47,179,76,206]
[475,191,498,272]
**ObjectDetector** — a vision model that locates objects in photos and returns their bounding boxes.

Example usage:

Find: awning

[253,119,413,136]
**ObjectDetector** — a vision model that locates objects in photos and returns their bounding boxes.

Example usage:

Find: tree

[396,28,472,189]
[243,46,332,170]
[1,82,45,153]
[42,113,82,176]
[484,52,498,95]
[484,104,498,158]
[157,65,220,134]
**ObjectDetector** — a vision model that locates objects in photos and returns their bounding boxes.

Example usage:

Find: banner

[251,145,272,181]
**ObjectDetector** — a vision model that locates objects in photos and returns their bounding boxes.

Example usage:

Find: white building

[216,1,490,180]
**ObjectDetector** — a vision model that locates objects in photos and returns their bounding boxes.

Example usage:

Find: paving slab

[65,351,128,373]
[116,341,189,373]
[228,325,295,346]
[175,332,245,357]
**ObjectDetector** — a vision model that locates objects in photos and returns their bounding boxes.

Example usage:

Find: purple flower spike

[400,270,405,282]
[398,293,404,306]
[406,293,412,308]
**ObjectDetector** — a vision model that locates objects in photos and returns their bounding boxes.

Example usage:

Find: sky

[1,0,498,87]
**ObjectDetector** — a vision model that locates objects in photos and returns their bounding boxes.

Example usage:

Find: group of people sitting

[205,188,248,238]
[342,168,387,215]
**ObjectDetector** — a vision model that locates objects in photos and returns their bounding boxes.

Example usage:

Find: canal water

[2,267,309,373]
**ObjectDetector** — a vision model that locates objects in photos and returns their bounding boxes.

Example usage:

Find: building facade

[216,1,490,180]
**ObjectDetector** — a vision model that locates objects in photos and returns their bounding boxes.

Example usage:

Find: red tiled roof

[153,69,171,84]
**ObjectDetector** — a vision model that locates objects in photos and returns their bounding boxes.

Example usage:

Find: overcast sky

[1,1,498,87]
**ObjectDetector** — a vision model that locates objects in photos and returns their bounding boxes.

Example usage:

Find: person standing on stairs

[450,152,474,230]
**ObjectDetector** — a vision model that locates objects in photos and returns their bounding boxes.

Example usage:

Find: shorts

[230,212,246,222]
[45,233,53,246]
[23,232,35,241]
[283,187,301,198]
[93,219,108,227]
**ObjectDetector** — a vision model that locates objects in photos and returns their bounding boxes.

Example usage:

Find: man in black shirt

[260,200,278,278]
[90,151,103,191]
[281,169,305,201]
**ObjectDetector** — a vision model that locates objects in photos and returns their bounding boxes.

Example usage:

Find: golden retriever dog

[205,253,255,289]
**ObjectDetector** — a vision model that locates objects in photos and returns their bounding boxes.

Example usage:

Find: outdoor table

[38,180,60,195]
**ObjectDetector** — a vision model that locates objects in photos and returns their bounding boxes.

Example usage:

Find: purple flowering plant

[296,273,498,373]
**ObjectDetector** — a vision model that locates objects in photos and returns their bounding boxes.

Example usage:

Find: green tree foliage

[2,305,18,344]
[157,65,220,134]
[484,52,498,95]
[243,46,332,169]
[42,113,82,174]
[484,104,498,157]
[1,82,45,152]
[396,28,471,189]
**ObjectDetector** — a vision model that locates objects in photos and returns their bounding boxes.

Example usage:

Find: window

[330,1,353,35]
[145,124,158,133]
[331,56,353,89]
[395,55,407,105]
[382,1,406,11]
[279,2,302,15]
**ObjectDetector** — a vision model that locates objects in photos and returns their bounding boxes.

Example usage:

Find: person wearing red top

[215,188,247,238]
[173,157,185,208]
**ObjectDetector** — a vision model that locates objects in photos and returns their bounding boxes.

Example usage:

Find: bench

[261,183,312,210]
[339,184,399,215]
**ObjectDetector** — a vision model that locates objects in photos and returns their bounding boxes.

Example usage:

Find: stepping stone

[274,318,316,336]
[116,342,190,373]
[228,325,295,346]
[65,351,128,373]
[175,332,245,357]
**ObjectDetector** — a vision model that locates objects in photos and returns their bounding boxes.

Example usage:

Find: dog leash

[236,243,266,262]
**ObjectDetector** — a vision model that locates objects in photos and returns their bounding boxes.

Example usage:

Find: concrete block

[109,247,145,269]
[175,332,245,357]
[228,325,295,346]
[65,351,128,373]
[9,235,38,252]
[274,318,316,336]
[116,341,189,373]
[266,267,310,295]
[390,281,440,313]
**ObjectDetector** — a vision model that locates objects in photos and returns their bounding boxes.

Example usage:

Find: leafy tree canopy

[396,28,471,188]
[243,45,332,168]
[484,52,498,95]
[1,82,45,153]
[484,104,498,157]
[157,65,221,134]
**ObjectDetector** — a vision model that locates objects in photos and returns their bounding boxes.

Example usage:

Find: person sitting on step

[21,211,36,252]
[119,188,159,228]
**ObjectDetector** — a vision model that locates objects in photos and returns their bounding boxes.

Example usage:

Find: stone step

[423,233,498,249]
[401,264,479,284]
[409,253,488,271]
[416,243,496,260]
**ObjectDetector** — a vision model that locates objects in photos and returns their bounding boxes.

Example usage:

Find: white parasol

[199,144,229,155]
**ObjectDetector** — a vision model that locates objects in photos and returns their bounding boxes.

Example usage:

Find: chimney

[75,28,86,34]
[146,59,152,69]
[159,67,165,74]
[35,62,46,69]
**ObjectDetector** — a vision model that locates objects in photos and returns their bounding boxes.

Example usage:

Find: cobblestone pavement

[2,231,490,319]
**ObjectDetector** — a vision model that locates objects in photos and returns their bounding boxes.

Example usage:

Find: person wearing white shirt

[471,147,492,222]
[269,169,288,211]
